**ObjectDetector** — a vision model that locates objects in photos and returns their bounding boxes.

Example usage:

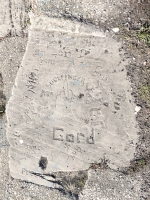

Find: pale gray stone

[6,16,138,187]
[0,0,31,37]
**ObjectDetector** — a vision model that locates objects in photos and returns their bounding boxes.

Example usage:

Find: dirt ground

[0,0,150,199]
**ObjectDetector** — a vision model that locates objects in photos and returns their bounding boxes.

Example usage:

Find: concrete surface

[0,0,150,199]
[6,14,138,187]
[79,169,142,200]
[0,0,31,37]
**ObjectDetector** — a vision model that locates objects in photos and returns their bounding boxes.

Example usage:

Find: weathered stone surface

[0,0,31,37]
[6,16,138,187]
[0,0,129,38]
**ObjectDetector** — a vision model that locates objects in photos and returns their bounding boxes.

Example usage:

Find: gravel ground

[0,0,150,199]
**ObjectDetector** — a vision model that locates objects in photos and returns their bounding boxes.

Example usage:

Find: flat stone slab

[6,16,138,187]
[0,0,30,37]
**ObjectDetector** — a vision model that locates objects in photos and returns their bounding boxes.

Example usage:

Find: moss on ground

[138,84,150,105]
[137,27,150,47]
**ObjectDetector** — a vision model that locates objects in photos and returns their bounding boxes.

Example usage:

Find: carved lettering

[53,127,64,141]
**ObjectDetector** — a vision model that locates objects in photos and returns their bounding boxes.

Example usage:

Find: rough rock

[6,15,139,187]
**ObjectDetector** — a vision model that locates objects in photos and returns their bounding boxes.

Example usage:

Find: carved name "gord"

[53,127,94,144]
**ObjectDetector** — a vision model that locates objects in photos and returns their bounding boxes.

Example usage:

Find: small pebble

[135,105,141,114]
[19,139,24,144]
[112,27,119,33]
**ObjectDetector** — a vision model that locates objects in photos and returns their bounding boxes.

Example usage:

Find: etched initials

[66,134,74,143]
[53,127,64,141]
